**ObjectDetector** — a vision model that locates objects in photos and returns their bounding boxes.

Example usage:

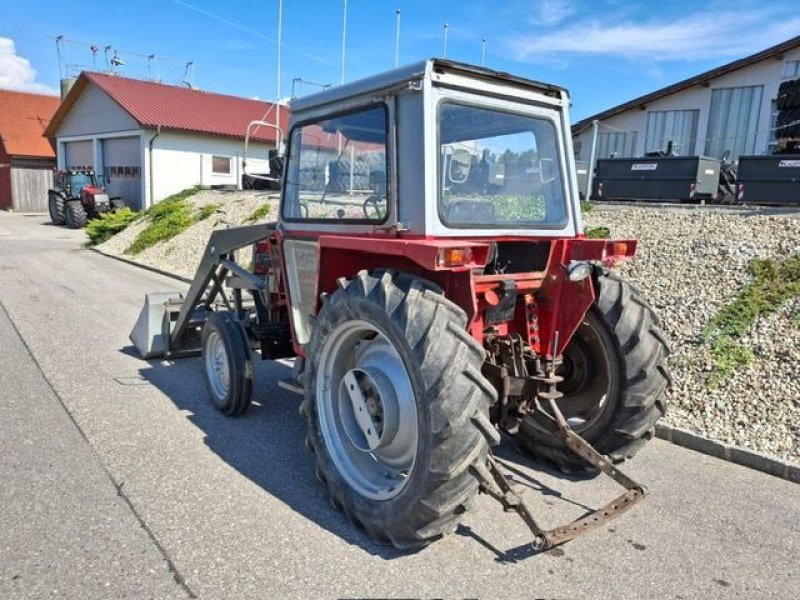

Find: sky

[1,0,799,122]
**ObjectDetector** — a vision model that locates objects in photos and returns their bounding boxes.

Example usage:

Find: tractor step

[473,399,648,552]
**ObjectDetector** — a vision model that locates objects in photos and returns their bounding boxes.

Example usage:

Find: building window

[783,60,800,79]
[704,85,763,159]
[645,110,699,155]
[596,131,638,158]
[212,156,232,175]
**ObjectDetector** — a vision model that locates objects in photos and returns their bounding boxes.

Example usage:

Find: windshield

[438,103,567,228]
[70,173,94,191]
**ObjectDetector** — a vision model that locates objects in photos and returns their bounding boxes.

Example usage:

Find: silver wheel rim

[204,330,230,401]
[317,320,418,501]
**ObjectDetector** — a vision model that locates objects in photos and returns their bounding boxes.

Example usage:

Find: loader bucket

[129,292,183,359]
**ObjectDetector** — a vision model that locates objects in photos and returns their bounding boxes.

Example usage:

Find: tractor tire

[516,268,670,471]
[304,270,498,549]
[201,311,253,416]
[48,193,65,225]
[64,201,88,229]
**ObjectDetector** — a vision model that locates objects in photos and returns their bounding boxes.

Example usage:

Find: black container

[592,156,721,202]
[736,155,800,206]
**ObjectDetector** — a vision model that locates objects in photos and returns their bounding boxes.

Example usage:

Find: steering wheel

[362,195,385,219]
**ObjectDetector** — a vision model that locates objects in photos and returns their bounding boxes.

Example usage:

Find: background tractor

[132,59,670,552]
[48,169,126,228]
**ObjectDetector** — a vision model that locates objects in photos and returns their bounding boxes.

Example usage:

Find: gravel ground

[98,195,800,463]
[585,205,800,462]
[98,190,279,279]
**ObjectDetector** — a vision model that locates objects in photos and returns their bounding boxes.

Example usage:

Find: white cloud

[507,9,800,63]
[0,37,58,94]
[530,0,576,26]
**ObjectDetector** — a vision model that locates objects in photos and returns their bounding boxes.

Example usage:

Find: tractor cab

[55,170,101,197]
[279,59,581,238]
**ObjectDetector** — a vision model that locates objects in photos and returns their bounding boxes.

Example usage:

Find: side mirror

[448,148,471,184]
[539,158,557,183]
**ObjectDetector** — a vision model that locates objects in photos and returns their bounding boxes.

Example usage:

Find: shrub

[125,187,200,255]
[244,203,271,223]
[86,208,140,246]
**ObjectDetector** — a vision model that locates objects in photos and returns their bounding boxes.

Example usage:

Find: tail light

[437,247,473,268]
[253,239,272,275]
[689,183,697,199]
[597,182,603,198]
[737,183,745,201]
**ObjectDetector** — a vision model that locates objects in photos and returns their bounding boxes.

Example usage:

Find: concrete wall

[574,47,800,161]
[146,130,272,203]
[56,83,139,137]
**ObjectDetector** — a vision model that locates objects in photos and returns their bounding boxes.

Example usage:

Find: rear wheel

[64,201,87,229]
[48,193,65,225]
[201,311,253,416]
[304,270,498,549]
[516,269,670,470]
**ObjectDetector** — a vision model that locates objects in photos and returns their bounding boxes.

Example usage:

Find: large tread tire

[304,270,498,549]
[201,311,253,417]
[64,201,88,229]
[48,193,66,225]
[517,268,670,470]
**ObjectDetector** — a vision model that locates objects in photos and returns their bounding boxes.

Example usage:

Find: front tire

[48,193,65,225]
[201,311,253,416]
[516,269,670,470]
[64,201,87,229]
[304,271,498,549]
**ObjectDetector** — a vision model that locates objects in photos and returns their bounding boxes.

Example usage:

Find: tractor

[48,169,126,228]
[131,59,670,552]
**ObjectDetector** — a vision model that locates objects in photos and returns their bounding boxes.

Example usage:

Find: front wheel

[516,269,671,470]
[64,201,87,229]
[304,271,498,549]
[201,311,253,416]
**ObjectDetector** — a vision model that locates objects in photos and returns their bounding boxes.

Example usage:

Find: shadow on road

[131,345,594,561]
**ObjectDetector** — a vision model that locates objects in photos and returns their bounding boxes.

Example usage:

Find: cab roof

[289,59,567,114]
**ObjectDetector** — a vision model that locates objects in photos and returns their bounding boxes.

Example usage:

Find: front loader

[131,59,670,552]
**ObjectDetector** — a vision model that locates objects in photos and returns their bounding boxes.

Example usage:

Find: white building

[572,36,800,162]
[44,72,287,210]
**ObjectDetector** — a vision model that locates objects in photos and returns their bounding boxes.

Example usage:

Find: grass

[581,200,595,213]
[584,225,610,239]
[703,255,800,386]
[196,202,222,221]
[86,208,140,246]
[125,187,201,255]
[244,203,271,223]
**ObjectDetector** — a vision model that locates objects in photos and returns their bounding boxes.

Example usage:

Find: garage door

[103,137,142,210]
[63,140,94,170]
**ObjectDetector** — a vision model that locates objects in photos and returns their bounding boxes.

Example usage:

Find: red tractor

[48,169,126,228]
[132,60,670,552]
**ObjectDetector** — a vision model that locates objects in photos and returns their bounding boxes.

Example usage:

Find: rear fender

[535,237,637,357]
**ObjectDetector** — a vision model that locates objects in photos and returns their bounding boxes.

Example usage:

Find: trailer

[592,156,721,203]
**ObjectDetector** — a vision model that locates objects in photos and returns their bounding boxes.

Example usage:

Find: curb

[656,423,800,484]
[90,247,192,284]
[89,246,800,485]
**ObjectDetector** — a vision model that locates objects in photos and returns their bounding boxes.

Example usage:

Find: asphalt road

[0,212,798,599]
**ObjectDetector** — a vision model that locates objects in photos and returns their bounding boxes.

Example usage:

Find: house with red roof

[44,72,288,209]
[0,90,60,212]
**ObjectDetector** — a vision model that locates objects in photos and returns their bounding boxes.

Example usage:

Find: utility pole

[481,37,486,66]
[394,9,401,68]
[340,0,348,84]
[443,23,449,58]
[276,0,283,144]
